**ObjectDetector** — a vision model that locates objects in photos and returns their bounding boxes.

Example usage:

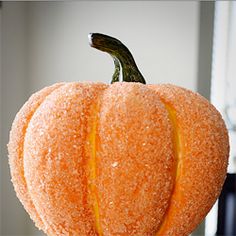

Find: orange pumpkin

[8,33,229,236]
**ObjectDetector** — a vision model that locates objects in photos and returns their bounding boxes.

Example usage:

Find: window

[205,2,236,236]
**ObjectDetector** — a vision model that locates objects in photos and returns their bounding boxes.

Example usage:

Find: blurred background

[0,1,235,235]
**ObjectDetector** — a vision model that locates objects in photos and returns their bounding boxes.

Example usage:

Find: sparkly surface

[8,82,229,236]
[149,84,229,236]
[24,82,107,235]
[96,83,174,235]
[8,83,64,231]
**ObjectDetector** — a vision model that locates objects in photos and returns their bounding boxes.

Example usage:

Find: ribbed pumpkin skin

[8,82,229,236]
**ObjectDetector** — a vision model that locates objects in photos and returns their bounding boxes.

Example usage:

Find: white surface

[210,2,230,116]
[205,201,218,236]
[211,1,236,173]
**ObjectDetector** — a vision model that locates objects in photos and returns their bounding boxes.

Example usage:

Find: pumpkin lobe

[8,83,65,232]
[23,83,107,235]
[96,82,175,235]
[149,84,229,235]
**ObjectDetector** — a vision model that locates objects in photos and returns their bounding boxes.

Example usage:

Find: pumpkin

[8,33,229,236]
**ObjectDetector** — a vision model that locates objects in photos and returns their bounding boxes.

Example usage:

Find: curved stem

[88,33,146,84]
[112,56,121,83]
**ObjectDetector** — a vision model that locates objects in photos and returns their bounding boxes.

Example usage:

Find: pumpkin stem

[88,33,146,84]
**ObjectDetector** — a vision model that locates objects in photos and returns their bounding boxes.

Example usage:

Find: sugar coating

[8,83,65,231]
[148,84,229,236]
[96,83,175,235]
[23,82,107,235]
[8,82,229,236]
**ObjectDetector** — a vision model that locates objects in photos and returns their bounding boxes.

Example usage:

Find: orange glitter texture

[8,82,229,236]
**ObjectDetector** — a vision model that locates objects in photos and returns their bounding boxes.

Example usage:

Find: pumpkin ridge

[22,84,65,233]
[87,92,104,236]
[156,101,183,235]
